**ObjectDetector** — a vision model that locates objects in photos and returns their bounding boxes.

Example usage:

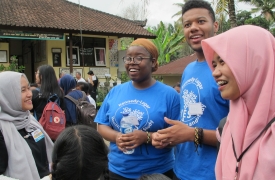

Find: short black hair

[173,84,180,88]
[76,82,89,94]
[87,70,94,75]
[182,0,216,22]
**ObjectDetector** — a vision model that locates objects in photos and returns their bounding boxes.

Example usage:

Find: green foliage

[96,88,107,103]
[118,71,130,83]
[240,0,275,21]
[212,0,237,28]
[0,64,5,71]
[236,11,252,26]
[147,21,185,65]
[121,37,134,50]
[217,10,274,34]
[245,16,270,29]
[0,56,25,72]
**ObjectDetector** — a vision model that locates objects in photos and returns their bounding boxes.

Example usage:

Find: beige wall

[46,35,119,83]
[1,35,120,84]
[161,76,181,87]
[0,42,9,67]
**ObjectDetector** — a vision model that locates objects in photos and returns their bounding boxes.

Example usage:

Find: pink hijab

[202,25,275,180]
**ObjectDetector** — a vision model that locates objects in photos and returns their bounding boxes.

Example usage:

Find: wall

[161,76,181,87]
[46,35,119,84]
[0,42,9,68]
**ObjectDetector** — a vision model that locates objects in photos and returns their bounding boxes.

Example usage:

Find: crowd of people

[0,0,275,180]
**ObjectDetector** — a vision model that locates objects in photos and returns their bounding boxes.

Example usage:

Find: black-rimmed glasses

[122,56,152,64]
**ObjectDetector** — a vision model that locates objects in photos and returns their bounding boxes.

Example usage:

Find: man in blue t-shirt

[152,0,229,179]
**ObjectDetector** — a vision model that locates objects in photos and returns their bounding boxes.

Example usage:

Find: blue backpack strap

[33,110,38,120]
[48,94,60,106]
[32,87,40,121]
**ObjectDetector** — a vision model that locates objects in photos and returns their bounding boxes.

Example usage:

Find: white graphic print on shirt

[111,99,154,131]
[180,78,206,127]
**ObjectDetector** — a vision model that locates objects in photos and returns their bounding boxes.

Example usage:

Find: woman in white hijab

[0,71,53,180]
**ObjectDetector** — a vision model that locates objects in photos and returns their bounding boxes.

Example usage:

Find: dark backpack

[39,94,66,140]
[217,116,227,152]
[65,91,97,129]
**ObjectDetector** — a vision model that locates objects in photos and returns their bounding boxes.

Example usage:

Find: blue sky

[67,0,254,27]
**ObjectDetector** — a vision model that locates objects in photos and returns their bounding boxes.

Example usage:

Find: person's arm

[97,124,151,152]
[152,117,217,148]
[0,131,8,174]
[97,124,120,143]
[88,75,94,86]
[202,129,217,146]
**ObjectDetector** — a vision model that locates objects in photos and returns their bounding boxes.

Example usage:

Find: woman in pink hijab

[201,25,275,180]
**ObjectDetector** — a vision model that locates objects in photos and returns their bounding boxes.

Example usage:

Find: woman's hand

[152,117,194,148]
[151,132,170,149]
[117,130,147,151]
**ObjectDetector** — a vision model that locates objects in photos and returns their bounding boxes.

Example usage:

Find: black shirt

[88,76,98,101]
[0,129,50,178]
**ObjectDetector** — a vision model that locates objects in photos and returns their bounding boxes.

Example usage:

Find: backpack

[65,91,97,129]
[39,94,66,140]
[217,116,227,152]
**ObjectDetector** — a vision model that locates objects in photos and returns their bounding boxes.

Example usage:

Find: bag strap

[65,91,87,105]
[80,91,87,101]
[65,95,78,105]
[48,94,60,105]
[33,88,42,120]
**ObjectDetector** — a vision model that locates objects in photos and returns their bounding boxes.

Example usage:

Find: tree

[270,28,275,36]
[147,22,185,65]
[120,0,150,19]
[119,2,148,50]
[171,0,189,22]
[236,10,252,25]
[212,0,237,28]
[240,0,275,21]
[172,0,238,28]
[216,10,274,34]
[120,2,147,21]
[245,15,270,29]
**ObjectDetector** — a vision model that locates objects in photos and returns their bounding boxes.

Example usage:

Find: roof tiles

[0,0,155,38]
[153,54,197,75]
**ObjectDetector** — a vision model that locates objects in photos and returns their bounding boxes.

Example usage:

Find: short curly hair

[182,0,216,22]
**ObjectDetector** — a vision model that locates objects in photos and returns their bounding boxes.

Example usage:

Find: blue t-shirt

[174,60,229,180]
[95,81,180,179]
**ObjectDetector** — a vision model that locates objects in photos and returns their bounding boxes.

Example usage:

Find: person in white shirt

[75,82,96,108]
[75,72,86,82]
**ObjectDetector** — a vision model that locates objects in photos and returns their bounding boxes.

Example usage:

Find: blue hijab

[59,74,76,95]
[59,74,88,124]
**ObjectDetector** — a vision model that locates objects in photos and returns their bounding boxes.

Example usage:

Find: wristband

[194,127,203,154]
[194,127,199,153]
[146,131,151,144]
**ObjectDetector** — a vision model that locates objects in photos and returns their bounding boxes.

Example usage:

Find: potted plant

[0,55,25,72]
[112,76,117,86]
[104,74,111,87]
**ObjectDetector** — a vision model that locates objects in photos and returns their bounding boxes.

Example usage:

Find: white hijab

[0,71,53,180]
